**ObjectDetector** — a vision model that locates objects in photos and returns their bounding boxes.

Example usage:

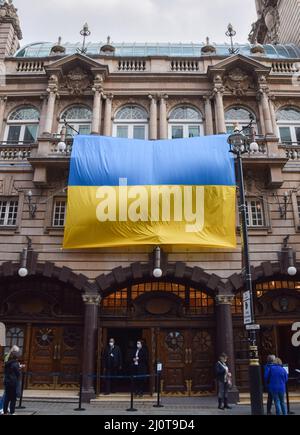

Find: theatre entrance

[98,280,217,396]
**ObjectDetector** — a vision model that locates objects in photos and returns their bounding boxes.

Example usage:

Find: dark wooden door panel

[190,330,215,393]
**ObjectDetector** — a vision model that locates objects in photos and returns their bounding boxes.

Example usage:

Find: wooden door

[143,328,157,395]
[190,329,215,394]
[158,329,189,394]
[28,325,82,390]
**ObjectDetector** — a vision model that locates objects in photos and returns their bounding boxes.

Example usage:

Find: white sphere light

[153,268,163,279]
[58,141,67,152]
[18,267,28,278]
[250,142,259,153]
[288,266,297,277]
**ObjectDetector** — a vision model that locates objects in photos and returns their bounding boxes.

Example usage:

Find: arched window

[277,107,300,144]
[225,107,256,135]
[168,106,203,139]
[113,105,149,140]
[60,105,92,137]
[6,106,39,144]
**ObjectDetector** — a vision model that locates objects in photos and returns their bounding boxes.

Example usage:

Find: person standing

[0,345,20,414]
[264,354,276,415]
[215,353,232,410]
[132,340,148,397]
[102,338,122,395]
[264,358,288,416]
[3,352,20,415]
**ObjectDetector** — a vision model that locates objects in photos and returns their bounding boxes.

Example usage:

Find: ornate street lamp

[227,120,264,416]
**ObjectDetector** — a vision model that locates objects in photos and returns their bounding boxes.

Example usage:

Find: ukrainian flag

[63,135,236,249]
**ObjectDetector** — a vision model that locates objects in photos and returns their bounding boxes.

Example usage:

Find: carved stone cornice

[82,294,101,305]
[0,1,22,40]
[215,294,235,305]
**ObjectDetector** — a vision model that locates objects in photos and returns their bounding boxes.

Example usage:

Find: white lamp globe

[18,267,28,278]
[288,266,297,277]
[58,141,67,152]
[250,142,259,153]
[153,268,163,279]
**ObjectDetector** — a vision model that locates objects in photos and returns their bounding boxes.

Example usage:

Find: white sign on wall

[243,291,253,325]
[0,322,6,347]
[291,322,300,348]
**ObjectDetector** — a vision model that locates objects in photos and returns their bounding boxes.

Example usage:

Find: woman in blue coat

[264,359,288,416]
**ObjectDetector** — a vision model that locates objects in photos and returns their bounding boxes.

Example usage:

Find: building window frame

[225,107,257,136]
[291,192,300,232]
[4,106,40,144]
[113,105,149,140]
[168,106,203,139]
[245,198,265,228]
[44,194,67,233]
[52,199,67,228]
[0,197,19,228]
[277,107,300,145]
[59,105,92,138]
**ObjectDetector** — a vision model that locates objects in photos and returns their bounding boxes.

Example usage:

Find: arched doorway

[0,275,84,390]
[98,281,216,396]
[232,276,300,390]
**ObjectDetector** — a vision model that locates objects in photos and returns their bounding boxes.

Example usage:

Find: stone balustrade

[271,61,300,74]
[16,60,45,72]
[0,143,33,160]
[117,59,147,72]
[280,143,300,160]
[170,59,200,72]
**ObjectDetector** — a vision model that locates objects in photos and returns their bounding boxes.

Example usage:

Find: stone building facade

[250,0,300,45]
[0,1,300,401]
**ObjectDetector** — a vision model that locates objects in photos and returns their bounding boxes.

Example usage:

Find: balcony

[0,141,36,161]
[278,142,300,160]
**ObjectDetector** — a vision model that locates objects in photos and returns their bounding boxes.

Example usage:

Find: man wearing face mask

[132,339,148,397]
[103,338,122,395]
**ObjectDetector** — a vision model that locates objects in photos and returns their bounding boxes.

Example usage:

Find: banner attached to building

[63,135,237,249]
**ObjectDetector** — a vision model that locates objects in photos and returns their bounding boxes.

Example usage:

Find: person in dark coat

[215,353,232,410]
[102,338,122,395]
[264,358,288,415]
[264,354,276,415]
[3,352,20,415]
[132,339,148,397]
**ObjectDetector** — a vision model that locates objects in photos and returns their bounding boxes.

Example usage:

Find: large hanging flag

[63,135,236,249]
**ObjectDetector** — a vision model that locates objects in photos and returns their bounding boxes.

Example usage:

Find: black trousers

[3,385,17,415]
[134,367,147,395]
[105,368,118,394]
[267,392,274,413]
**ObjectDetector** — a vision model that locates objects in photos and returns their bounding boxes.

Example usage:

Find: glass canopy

[14,41,300,59]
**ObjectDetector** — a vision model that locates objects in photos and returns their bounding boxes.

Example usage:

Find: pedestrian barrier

[10,371,163,413]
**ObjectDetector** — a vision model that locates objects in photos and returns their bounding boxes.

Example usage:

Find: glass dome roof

[14,41,300,59]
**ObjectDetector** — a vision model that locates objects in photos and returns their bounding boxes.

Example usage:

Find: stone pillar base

[82,389,96,404]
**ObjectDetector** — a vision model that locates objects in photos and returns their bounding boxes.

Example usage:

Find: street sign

[0,322,6,346]
[246,324,261,331]
[243,291,253,325]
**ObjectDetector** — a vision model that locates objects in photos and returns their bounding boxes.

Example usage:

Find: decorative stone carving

[215,295,234,305]
[82,294,101,305]
[0,0,22,40]
[224,68,254,96]
[61,67,92,95]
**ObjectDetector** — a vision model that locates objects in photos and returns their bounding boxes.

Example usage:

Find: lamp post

[227,122,264,416]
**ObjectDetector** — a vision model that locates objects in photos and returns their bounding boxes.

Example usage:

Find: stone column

[82,293,101,402]
[103,94,113,137]
[269,97,278,138]
[91,76,103,135]
[149,94,158,140]
[257,97,266,136]
[215,294,239,403]
[258,75,273,136]
[159,95,168,139]
[213,77,226,134]
[0,96,7,140]
[204,96,214,135]
[43,75,58,135]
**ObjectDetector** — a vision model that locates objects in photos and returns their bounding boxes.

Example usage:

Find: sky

[13,0,257,47]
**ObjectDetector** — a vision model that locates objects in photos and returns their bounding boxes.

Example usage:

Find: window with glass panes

[53,199,66,227]
[168,106,203,139]
[245,199,265,227]
[225,107,256,136]
[5,327,25,356]
[113,106,149,139]
[0,199,18,226]
[277,108,300,144]
[6,107,39,144]
[100,283,214,316]
[59,105,92,137]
